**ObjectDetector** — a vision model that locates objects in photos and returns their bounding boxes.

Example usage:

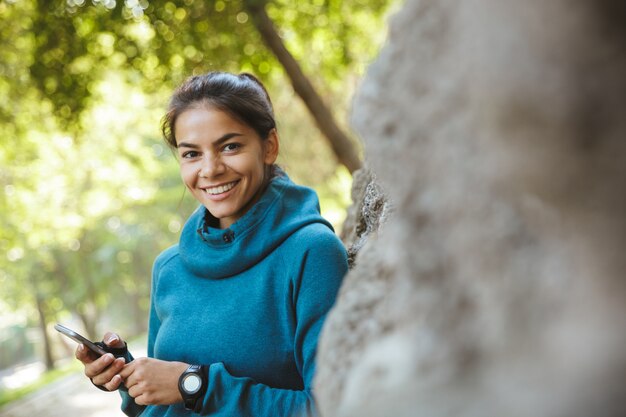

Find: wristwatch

[178,364,207,411]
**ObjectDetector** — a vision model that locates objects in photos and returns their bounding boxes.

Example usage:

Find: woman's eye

[223,143,241,153]
[181,151,199,159]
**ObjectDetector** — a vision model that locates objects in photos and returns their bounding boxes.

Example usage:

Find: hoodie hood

[178,171,334,279]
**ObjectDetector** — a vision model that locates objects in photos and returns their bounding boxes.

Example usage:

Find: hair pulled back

[162,72,276,148]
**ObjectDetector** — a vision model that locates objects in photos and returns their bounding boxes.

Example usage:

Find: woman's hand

[119,357,189,406]
[75,332,126,391]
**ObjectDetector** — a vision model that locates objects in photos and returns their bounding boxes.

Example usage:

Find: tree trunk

[244,0,362,174]
[79,291,99,341]
[131,251,148,335]
[32,275,55,370]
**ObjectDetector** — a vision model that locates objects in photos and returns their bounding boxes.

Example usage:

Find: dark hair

[162,72,276,148]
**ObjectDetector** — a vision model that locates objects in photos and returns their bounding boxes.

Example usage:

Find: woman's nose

[199,155,225,177]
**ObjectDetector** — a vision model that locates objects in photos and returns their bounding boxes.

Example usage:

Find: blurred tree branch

[245,0,361,173]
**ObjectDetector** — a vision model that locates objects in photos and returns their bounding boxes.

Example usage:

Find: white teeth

[205,181,236,195]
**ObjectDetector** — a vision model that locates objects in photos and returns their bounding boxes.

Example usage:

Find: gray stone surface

[315,1,626,416]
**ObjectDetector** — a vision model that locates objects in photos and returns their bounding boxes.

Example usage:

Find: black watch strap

[179,364,207,412]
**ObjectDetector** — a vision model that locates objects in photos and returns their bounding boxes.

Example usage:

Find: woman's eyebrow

[177,142,199,149]
[176,132,244,149]
[213,132,244,146]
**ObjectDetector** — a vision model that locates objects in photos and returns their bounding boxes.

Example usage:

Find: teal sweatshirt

[121,172,348,417]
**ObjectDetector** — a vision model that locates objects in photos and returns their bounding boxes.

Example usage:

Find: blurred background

[0,0,398,411]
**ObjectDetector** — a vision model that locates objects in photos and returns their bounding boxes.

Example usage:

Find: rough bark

[315,1,626,416]
[245,0,362,174]
[339,167,391,268]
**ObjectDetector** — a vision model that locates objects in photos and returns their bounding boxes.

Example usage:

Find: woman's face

[175,105,279,229]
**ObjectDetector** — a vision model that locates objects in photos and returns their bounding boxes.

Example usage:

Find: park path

[0,343,147,417]
[0,371,126,417]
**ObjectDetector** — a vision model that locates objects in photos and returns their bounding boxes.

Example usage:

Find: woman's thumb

[103,332,125,348]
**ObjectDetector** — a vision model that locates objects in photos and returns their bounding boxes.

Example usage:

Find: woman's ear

[264,129,280,165]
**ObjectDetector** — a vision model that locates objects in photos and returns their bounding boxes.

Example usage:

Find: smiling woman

[175,105,279,229]
[73,71,348,417]
[163,72,280,229]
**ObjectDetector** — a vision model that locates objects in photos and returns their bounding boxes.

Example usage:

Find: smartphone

[54,323,108,356]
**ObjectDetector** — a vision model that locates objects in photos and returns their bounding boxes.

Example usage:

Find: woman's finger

[102,332,125,348]
[90,357,125,386]
[84,353,115,378]
[103,374,124,392]
[118,360,135,381]
[75,344,98,364]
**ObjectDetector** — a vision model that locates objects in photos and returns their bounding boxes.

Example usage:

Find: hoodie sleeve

[118,249,171,417]
[118,294,159,417]
[118,302,158,417]
[196,230,348,416]
[119,351,145,417]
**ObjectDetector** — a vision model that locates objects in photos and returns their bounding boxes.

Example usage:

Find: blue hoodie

[121,171,348,417]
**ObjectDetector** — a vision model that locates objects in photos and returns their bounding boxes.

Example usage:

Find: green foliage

[267,0,390,84]
[0,0,396,369]
[20,0,392,126]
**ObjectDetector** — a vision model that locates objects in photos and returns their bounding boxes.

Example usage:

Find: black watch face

[182,373,202,394]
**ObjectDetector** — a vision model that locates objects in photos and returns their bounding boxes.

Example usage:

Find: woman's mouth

[204,180,239,196]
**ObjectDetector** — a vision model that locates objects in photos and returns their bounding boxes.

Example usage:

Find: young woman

[76,72,348,416]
